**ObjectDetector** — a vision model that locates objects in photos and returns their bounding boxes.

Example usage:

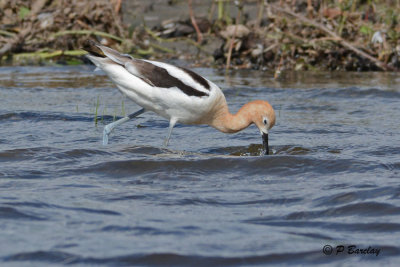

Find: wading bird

[83,40,275,155]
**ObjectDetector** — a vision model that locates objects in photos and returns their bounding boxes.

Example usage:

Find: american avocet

[83,40,275,154]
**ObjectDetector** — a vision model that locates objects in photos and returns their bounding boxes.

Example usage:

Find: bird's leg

[163,118,178,147]
[103,108,145,145]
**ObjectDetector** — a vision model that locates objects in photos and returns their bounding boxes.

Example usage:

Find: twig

[217,0,224,20]
[306,0,313,18]
[226,0,243,70]
[52,30,124,42]
[0,43,12,56]
[12,50,87,60]
[0,30,16,37]
[149,43,174,54]
[226,29,238,70]
[188,0,203,44]
[0,26,32,59]
[264,43,278,53]
[107,0,125,38]
[270,4,393,71]
[208,0,216,22]
[256,0,265,29]
[114,0,122,13]
[274,56,284,79]
[144,27,209,54]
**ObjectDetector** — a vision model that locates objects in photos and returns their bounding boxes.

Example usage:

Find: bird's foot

[102,124,114,145]
[163,138,169,148]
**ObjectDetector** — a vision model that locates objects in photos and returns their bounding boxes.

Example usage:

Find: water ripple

[0,207,45,221]
[309,87,400,99]
[260,202,400,221]
[246,220,400,233]
[0,111,96,122]
[313,186,399,207]
[1,202,120,216]
[4,249,383,265]
[163,197,303,206]
[1,68,400,265]
[72,156,383,179]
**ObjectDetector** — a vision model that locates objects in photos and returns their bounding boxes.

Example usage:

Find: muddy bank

[1,0,399,71]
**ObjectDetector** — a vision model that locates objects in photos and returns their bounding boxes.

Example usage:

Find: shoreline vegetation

[0,0,399,72]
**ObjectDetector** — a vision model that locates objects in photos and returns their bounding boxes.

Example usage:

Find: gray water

[0,66,400,266]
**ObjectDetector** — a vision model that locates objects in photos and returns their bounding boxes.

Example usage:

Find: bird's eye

[263,118,267,125]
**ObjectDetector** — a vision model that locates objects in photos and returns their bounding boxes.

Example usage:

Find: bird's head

[250,100,276,155]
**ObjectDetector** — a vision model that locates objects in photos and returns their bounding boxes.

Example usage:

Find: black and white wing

[83,40,211,97]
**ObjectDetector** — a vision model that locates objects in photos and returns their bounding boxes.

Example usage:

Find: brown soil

[1,0,399,71]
